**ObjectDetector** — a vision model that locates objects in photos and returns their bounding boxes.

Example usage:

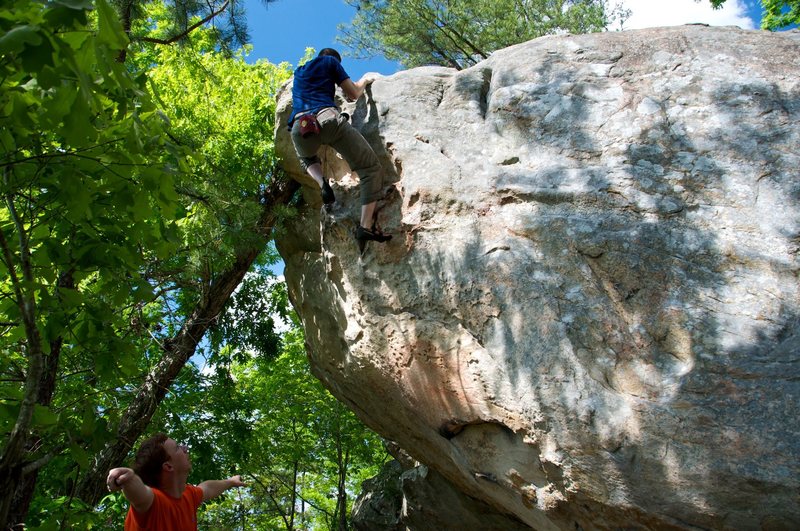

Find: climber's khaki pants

[291,108,384,206]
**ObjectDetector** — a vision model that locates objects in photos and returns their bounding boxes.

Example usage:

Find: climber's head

[318,48,342,63]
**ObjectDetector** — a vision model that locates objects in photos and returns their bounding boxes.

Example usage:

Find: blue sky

[242,0,401,79]
[241,0,770,78]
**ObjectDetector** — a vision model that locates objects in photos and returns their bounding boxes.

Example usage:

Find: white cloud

[618,0,756,30]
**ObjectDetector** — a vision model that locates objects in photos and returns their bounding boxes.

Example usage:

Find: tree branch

[250,470,334,516]
[248,472,293,530]
[137,1,230,45]
[21,451,56,476]
[75,171,300,506]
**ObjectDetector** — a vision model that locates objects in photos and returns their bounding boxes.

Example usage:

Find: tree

[0,0,188,524]
[202,322,386,531]
[337,0,625,70]
[0,0,297,527]
[116,318,388,531]
[70,22,299,509]
[112,0,279,61]
[707,0,799,30]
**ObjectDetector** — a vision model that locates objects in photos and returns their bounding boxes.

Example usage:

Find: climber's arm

[340,73,379,102]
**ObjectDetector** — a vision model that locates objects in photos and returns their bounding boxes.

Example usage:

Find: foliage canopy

[707,0,800,29]
[143,321,387,530]
[1,0,188,523]
[0,0,309,526]
[1,0,386,527]
[111,0,278,53]
[337,0,624,69]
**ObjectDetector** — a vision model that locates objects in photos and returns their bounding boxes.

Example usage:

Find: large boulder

[274,25,800,529]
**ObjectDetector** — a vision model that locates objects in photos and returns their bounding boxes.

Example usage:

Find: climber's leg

[291,120,334,204]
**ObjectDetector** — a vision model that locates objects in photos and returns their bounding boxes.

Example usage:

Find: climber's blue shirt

[288,55,350,129]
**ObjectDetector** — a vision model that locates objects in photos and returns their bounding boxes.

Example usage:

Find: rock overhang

[275,25,800,529]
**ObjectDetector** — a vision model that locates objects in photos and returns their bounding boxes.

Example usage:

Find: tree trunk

[0,200,56,529]
[334,425,350,531]
[75,176,299,506]
[7,272,74,528]
[337,450,350,531]
[9,472,38,528]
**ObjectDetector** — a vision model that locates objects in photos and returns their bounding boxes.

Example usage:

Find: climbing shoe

[355,225,392,256]
[321,179,335,205]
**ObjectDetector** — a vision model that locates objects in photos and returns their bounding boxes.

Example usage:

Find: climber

[288,47,391,254]
[106,433,244,530]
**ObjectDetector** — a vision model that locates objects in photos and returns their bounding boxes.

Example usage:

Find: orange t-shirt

[124,485,204,530]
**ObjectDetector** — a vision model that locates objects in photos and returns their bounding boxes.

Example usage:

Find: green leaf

[0,403,20,430]
[20,37,55,73]
[60,93,94,145]
[53,0,94,9]
[33,404,58,427]
[109,281,129,306]
[0,129,15,152]
[44,4,88,30]
[132,279,154,303]
[40,84,77,128]
[158,176,178,214]
[70,442,90,469]
[131,190,153,221]
[58,287,83,309]
[95,0,128,50]
[79,408,96,438]
[118,351,139,378]
[36,64,60,90]
[2,324,26,343]
[59,29,91,50]
[42,311,68,343]
[0,25,42,55]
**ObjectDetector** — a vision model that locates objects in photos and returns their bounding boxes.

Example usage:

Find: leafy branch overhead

[706,0,799,29]
[113,0,278,52]
[340,0,798,71]
[337,0,621,70]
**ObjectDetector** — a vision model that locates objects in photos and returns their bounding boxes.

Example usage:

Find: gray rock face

[275,26,800,529]
[353,459,533,531]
